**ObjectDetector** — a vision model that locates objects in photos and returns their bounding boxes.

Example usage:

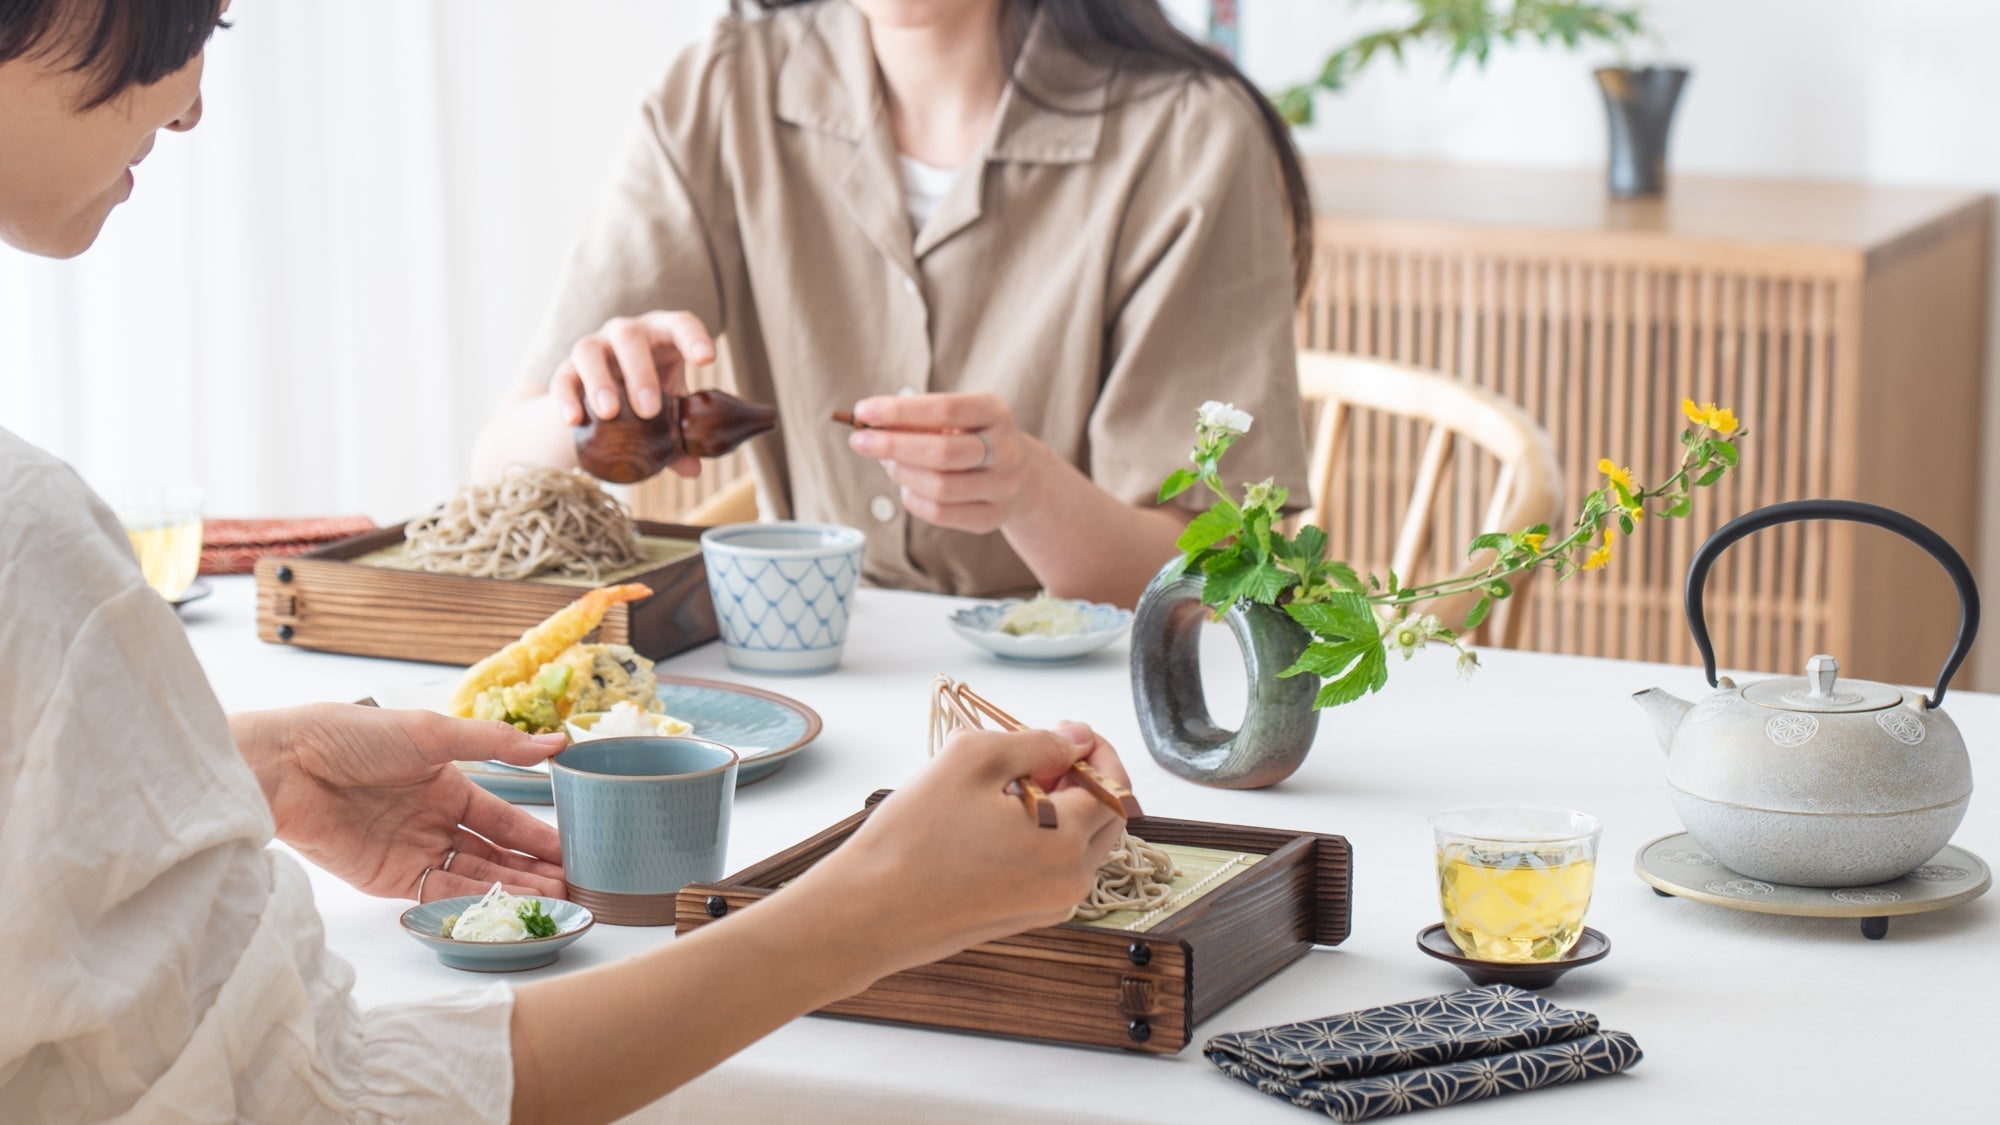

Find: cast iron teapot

[1634,500,1978,887]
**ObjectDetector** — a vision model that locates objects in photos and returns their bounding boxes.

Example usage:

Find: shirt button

[870,495,898,524]
[902,276,919,297]
[898,386,917,397]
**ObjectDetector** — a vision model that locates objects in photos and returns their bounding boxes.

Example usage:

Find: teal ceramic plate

[375,676,822,803]
[401,895,593,972]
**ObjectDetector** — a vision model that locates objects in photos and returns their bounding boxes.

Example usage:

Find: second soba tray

[254,520,717,665]
[675,790,1352,1054]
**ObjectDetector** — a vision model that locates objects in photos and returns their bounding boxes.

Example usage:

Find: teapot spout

[1631,688,1692,754]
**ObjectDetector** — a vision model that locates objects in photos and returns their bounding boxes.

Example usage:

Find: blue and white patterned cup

[699,522,865,675]
[550,736,738,926]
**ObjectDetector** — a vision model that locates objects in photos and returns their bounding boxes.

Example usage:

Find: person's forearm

[508,875,904,1125]
[472,387,581,482]
[1000,444,1190,607]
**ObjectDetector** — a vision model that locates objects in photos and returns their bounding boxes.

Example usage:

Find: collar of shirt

[773,0,1112,164]
[774,0,1115,276]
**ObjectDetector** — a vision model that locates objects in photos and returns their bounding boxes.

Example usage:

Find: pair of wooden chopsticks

[933,679,1142,828]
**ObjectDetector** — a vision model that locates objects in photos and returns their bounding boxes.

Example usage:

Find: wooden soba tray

[254,520,717,665]
[675,791,1352,1054]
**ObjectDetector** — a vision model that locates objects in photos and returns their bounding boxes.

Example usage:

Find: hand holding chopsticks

[928,676,1142,828]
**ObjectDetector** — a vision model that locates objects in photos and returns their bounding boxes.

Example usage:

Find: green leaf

[1279,637,1374,680]
[1327,561,1366,592]
[1203,552,1289,606]
[1667,494,1694,518]
[1312,641,1389,709]
[1618,512,1635,536]
[1695,466,1727,487]
[1612,480,1637,509]
[1286,592,1377,640]
[1156,468,1198,504]
[1487,578,1513,600]
[1713,440,1740,467]
[1290,524,1329,564]
[1464,596,1492,630]
[1273,85,1316,126]
[1517,523,1552,543]
[1177,506,1240,555]
[1244,507,1274,558]
[1467,532,1509,557]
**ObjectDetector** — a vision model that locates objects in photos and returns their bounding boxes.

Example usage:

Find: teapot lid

[1741,655,1906,714]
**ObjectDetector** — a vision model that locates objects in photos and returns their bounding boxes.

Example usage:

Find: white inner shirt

[899,154,961,233]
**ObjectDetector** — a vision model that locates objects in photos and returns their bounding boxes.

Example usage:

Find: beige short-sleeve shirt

[518,0,1310,597]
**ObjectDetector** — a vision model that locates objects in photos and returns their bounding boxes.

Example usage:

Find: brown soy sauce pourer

[573,387,777,484]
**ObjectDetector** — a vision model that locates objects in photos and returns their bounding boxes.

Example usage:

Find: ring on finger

[971,430,994,472]
[441,848,459,872]
[416,866,436,903]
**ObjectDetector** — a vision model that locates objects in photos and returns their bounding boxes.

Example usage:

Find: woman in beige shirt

[2,3,1131,1121]
[476,0,1315,606]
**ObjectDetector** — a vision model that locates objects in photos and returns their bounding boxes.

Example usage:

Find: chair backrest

[1295,352,1563,647]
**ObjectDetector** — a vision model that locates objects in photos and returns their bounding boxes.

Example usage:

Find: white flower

[1413,614,1443,638]
[1385,618,1427,661]
[1456,648,1481,680]
[1197,400,1254,437]
[1244,477,1276,509]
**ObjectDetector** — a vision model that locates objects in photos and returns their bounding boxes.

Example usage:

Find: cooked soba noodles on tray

[402,465,643,581]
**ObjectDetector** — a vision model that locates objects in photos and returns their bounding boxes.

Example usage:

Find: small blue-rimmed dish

[400,896,594,972]
[948,598,1133,664]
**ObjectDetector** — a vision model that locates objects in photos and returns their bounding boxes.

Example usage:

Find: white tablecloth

[180,576,1995,1122]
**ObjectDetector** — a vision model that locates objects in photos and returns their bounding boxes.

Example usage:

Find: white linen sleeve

[0,438,515,1123]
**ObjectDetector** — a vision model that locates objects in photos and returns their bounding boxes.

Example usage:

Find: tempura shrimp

[448,583,652,717]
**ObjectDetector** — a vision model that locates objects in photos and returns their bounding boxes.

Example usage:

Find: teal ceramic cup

[550,736,738,926]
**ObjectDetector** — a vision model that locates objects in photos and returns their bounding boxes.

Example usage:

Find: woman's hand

[846,392,1050,535]
[794,722,1130,971]
[549,310,719,479]
[232,704,568,902]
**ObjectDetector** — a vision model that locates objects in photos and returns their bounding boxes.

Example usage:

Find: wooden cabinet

[1300,158,1991,684]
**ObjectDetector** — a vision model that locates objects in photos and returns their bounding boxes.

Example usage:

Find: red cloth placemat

[199,516,379,575]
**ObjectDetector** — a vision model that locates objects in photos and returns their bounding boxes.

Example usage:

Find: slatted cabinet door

[1301,158,1990,683]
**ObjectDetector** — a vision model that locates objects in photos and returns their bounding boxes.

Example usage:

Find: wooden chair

[677,476,759,526]
[1294,352,1563,648]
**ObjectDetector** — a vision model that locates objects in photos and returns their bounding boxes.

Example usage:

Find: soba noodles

[926,676,1178,923]
[403,466,642,581]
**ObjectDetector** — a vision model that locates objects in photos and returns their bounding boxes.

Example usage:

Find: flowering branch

[1158,397,1747,709]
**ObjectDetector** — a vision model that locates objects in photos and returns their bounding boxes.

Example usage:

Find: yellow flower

[1598,458,1636,495]
[1582,529,1614,571]
[1521,532,1548,553]
[1681,398,1740,434]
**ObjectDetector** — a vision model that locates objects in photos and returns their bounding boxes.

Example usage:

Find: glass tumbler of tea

[1431,805,1602,963]
[112,485,205,602]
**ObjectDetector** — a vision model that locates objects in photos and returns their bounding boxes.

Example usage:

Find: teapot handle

[1686,499,1979,709]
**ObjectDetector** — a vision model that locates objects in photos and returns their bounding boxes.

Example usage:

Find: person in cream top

[475,0,1317,607]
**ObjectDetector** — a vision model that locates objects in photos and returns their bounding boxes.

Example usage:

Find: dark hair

[738,0,1315,296]
[0,0,226,109]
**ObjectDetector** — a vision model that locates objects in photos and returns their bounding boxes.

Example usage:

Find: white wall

[0,1,727,519]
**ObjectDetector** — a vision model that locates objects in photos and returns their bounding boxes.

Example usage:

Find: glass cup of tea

[1431,805,1602,963]
[111,485,205,602]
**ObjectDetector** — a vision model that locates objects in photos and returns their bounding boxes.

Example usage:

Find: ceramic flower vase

[1128,559,1321,789]
[1595,65,1689,198]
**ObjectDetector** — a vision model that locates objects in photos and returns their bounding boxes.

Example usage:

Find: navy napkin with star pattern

[1205,985,1641,1121]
